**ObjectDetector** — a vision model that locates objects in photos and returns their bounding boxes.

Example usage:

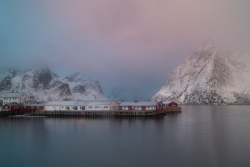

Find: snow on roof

[162,100,171,104]
[23,104,44,106]
[2,92,25,98]
[4,103,23,106]
[45,100,116,106]
[119,102,158,106]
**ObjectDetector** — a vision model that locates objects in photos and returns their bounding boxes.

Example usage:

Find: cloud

[1,0,250,100]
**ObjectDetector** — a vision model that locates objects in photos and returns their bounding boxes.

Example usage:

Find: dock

[32,110,162,117]
[1,107,181,117]
[8,115,46,118]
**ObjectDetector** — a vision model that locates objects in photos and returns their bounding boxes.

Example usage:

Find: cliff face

[152,39,250,104]
[0,68,107,102]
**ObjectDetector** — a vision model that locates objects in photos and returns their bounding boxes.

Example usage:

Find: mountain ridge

[0,67,107,102]
[152,39,250,104]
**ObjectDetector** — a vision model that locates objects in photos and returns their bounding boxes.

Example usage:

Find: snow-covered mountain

[152,39,250,105]
[0,68,107,102]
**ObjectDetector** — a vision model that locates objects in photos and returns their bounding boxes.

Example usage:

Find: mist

[1,0,250,100]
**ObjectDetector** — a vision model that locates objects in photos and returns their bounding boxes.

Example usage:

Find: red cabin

[1,103,45,112]
[23,104,44,111]
[1,103,23,111]
[168,102,178,107]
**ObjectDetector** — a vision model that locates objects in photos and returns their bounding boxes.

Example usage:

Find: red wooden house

[168,102,178,107]
[23,104,44,111]
[1,103,23,111]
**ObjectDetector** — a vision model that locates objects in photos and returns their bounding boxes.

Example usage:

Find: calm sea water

[1,105,250,167]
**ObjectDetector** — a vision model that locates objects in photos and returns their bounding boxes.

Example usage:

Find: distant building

[44,100,119,111]
[119,101,159,111]
[2,92,28,105]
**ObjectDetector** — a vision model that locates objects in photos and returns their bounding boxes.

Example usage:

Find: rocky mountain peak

[0,69,24,83]
[199,38,214,49]
[64,72,90,82]
[33,67,54,89]
[0,68,107,102]
[152,39,250,105]
[190,39,217,65]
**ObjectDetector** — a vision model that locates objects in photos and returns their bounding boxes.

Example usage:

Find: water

[1,105,250,167]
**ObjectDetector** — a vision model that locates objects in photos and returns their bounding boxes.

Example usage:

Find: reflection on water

[1,106,250,167]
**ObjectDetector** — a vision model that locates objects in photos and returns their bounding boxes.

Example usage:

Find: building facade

[119,102,159,111]
[44,100,119,111]
[2,92,28,105]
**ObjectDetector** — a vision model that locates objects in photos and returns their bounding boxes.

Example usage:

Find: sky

[1,0,250,101]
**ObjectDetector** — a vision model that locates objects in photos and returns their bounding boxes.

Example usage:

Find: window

[88,106,92,108]
[104,106,109,108]
[95,106,99,108]
[73,106,77,110]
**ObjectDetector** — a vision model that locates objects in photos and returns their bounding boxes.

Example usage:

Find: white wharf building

[119,101,158,110]
[44,100,119,111]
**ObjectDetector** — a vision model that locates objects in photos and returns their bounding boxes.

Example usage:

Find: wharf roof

[45,100,116,106]
[3,103,23,106]
[23,103,45,106]
[119,102,158,106]
[2,92,25,98]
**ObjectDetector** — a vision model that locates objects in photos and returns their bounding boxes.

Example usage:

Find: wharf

[9,115,46,118]
[0,110,30,117]
[0,107,181,117]
[32,110,161,117]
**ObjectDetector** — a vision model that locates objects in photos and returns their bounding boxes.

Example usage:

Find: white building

[119,102,158,110]
[2,92,28,105]
[44,100,119,111]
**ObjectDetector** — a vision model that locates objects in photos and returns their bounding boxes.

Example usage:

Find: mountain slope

[152,39,250,104]
[0,68,107,102]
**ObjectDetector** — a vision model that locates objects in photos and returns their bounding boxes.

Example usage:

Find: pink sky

[1,0,250,100]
